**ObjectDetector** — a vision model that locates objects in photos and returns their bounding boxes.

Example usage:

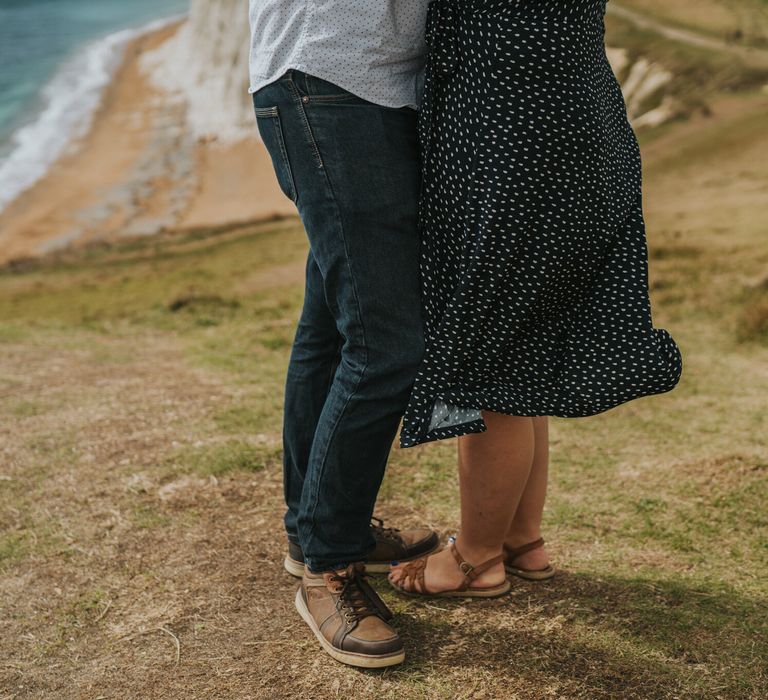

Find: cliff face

[142,0,254,143]
[607,48,678,130]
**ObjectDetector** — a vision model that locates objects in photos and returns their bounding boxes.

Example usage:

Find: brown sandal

[504,537,555,581]
[388,540,511,599]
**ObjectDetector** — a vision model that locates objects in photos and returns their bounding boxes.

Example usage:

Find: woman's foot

[388,540,506,595]
[503,534,555,580]
[504,535,550,571]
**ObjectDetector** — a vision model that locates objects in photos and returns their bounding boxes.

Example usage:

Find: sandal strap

[504,537,545,559]
[449,541,505,591]
[396,556,429,594]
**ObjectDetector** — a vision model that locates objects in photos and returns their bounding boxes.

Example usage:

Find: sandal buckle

[459,561,475,576]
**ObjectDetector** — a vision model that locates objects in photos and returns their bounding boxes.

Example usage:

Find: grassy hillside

[2,23,768,700]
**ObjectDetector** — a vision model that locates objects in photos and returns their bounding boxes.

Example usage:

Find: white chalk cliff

[607,47,678,129]
[142,0,254,143]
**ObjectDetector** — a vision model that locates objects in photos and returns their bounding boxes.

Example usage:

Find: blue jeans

[252,71,424,572]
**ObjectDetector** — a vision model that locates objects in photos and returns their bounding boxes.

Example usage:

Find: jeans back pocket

[254,105,297,202]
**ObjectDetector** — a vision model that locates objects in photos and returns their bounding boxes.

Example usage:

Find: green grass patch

[6,399,48,419]
[738,289,768,343]
[0,221,306,330]
[169,440,278,478]
[132,504,172,530]
[0,532,30,570]
[213,405,278,434]
[0,323,30,343]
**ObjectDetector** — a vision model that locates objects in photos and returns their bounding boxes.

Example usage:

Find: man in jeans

[248,1,436,667]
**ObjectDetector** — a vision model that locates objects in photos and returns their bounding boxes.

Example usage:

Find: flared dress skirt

[399,0,683,448]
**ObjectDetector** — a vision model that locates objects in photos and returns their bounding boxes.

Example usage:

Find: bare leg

[504,416,551,570]
[390,412,535,593]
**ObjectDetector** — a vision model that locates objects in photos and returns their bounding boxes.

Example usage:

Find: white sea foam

[0,15,184,213]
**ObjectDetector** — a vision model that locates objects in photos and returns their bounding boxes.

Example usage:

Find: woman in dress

[390,0,682,597]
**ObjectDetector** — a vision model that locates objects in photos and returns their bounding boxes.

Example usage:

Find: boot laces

[370,516,404,544]
[331,565,393,624]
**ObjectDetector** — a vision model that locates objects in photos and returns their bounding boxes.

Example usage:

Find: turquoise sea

[0,0,189,209]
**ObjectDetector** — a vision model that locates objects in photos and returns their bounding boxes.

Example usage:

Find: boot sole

[294,588,405,669]
[284,544,441,579]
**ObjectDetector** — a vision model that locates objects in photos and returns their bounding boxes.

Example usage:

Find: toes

[391,568,411,592]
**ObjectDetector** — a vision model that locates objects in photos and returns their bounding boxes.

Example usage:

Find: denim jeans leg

[282,251,341,543]
[253,72,424,572]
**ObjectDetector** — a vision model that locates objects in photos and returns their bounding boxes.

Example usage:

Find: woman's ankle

[504,526,544,550]
[452,535,504,565]
[502,527,550,569]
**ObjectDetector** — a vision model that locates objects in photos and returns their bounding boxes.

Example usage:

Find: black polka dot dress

[399,0,683,448]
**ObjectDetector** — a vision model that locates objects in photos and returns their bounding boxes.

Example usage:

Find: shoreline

[0,21,293,266]
[0,13,187,213]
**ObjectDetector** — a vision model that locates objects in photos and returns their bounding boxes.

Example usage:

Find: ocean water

[0,0,189,211]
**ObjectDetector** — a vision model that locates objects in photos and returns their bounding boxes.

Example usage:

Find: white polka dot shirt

[248,1,430,108]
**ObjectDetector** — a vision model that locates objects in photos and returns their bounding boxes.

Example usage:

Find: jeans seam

[302,349,370,568]
[261,108,298,202]
[297,72,367,105]
[326,339,342,394]
[303,94,363,104]
[286,78,324,169]
[300,170,371,565]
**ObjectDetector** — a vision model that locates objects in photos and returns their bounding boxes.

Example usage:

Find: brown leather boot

[295,563,405,668]
[285,517,440,577]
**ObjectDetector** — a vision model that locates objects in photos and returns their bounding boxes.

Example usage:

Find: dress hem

[399,375,681,448]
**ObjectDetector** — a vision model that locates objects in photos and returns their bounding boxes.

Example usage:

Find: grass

[168,440,278,477]
[0,219,306,330]
[0,532,30,570]
[2,40,768,700]
[739,276,768,341]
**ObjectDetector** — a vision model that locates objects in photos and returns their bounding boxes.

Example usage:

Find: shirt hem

[248,67,419,110]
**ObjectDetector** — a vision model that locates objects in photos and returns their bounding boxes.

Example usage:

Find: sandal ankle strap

[449,541,505,591]
[504,537,545,559]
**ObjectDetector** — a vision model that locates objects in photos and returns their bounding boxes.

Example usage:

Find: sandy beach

[0,22,294,266]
